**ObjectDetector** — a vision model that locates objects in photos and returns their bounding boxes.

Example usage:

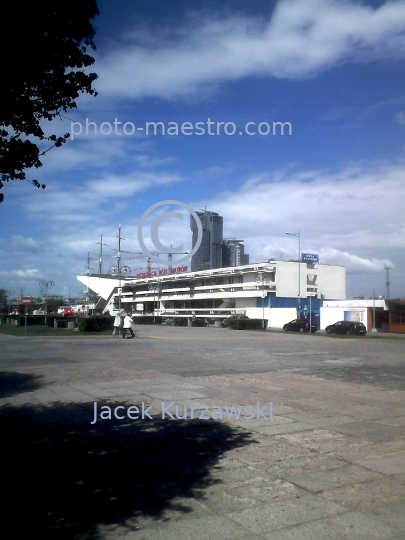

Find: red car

[60,308,75,315]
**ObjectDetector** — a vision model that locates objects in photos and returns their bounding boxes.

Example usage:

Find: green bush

[174,317,188,326]
[8,315,47,326]
[23,315,45,326]
[227,319,267,330]
[76,316,112,332]
[132,316,163,325]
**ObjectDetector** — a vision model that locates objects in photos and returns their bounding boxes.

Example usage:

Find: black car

[283,319,317,333]
[221,314,249,328]
[325,321,367,335]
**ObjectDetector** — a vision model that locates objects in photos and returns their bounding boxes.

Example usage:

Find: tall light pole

[6,290,14,315]
[148,284,161,323]
[372,290,377,333]
[286,231,301,319]
[384,265,391,300]
[109,265,131,315]
[39,281,55,324]
[256,271,270,329]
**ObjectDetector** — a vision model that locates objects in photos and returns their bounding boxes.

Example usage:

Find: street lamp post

[148,284,161,323]
[109,265,131,315]
[39,281,55,324]
[6,290,14,315]
[286,231,301,319]
[372,290,377,333]
[256,271,270,329]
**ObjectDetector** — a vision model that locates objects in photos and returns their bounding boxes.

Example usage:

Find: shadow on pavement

[0,401,256,539]
[0,371,44,397]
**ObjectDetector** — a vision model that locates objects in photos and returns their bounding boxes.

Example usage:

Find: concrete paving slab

[203,463,275,487]
[331,420,393,434]
[293,415,358,428]
[284,464,383,493]
[330,438,405,462]
[145,390,209,400]
[228,440,314,466]
[100,514,253,540]
[259,511,400,540]
[348,426,405,444]
[226,496,348,534]
[378,416,405,427]
[253,422,321,436]
[365,499,405,534]
[192,479,305,512]
[356,454,405,475]
[264,454,348,477]
[321,476,405,509]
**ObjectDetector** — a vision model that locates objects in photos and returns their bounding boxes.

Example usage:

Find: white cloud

[0,268,42,279]
[203,160,405,277]
[396,111,405,126]
[18,171,183,224]
[95,0,405,100]
[2,236,40,254]
[318,247,393,274]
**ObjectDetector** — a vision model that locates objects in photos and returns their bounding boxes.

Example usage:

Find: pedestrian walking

[112,313,122,337]
[122,314,135,339]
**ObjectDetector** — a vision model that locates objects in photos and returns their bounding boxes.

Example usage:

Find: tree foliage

[0,1,99,202]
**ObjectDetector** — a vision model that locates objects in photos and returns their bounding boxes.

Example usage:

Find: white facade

[320,299,387,330]
[77,260,345,329]
[275,261,345,299]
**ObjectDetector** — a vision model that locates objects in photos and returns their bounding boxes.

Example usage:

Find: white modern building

[77,259,345,329]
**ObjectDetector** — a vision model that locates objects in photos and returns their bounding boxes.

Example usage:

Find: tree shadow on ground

[0,401,256,539]
[0,371,44,397]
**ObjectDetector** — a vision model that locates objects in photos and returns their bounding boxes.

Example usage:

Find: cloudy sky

[1,0,405,300]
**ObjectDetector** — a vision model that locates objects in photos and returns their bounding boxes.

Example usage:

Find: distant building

[222,239,249,267]
[190,210,223,271]
[82,259,346,329]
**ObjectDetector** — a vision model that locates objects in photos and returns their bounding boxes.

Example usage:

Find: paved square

[0,326,404,539]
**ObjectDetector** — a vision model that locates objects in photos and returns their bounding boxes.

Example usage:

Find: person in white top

[122,314,135,339]
[112,314,122,337]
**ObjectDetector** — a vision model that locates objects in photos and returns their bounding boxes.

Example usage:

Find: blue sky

[1,0,405,300]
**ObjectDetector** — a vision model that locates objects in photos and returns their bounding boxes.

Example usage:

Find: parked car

[325,321,367,335]
[60,309,75,316]
[221,314,249,328]
[57,306,75,315]
[162,317,174,325]
[283,319,318,333]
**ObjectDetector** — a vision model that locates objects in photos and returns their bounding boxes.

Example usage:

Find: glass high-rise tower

[190,210,223,271]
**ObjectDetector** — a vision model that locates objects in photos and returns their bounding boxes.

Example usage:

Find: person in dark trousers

[122,314,135,339]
